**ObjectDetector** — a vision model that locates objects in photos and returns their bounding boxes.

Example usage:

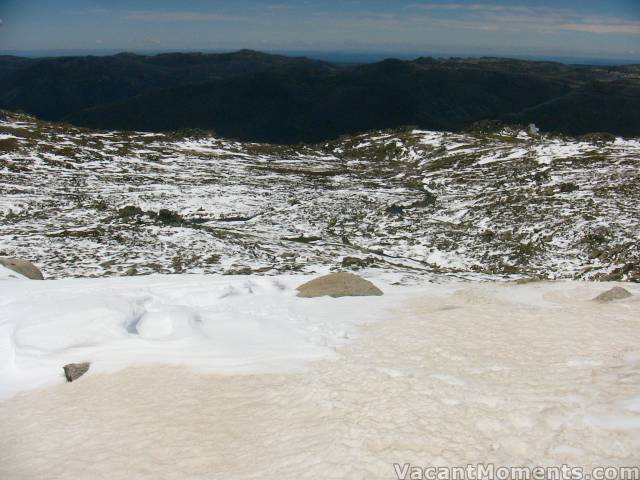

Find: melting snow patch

[0,273,419,398]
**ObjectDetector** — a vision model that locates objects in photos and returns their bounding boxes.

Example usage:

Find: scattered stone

[479,230,495,241]
[157,208,183,225]
[594,286,633,302]
[297,272,383,298]
[582,226,611,245]
[63,363,90,382]
[501,264,519,275]
[125,266,138,276]
[341,256,376,269]
[386,194,437,216]
[118,205,145,220]
[216,214,257,223]
[93,199,109,211]
[559,182,579,193]
[205,254,222,264]
[282,235,322,244]
[0,257,44,280]
[385,205,404,216]
[224,266,253,275]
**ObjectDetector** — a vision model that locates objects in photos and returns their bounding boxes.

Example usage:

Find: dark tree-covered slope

[0,51,638,143]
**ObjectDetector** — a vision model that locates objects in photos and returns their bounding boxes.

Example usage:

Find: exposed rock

[282,235,322,244]
[594,286,633,302]
[385,194,436,216]
[385,205,404,216]
[297,272,383,298]
[63,363,90,382]
[118,205,145,220]
[224,266,253,275]
[157,208,183,226]
[341,256,376,270]
[0,257,44,280]
[559,182,579,193]
[215,214,257,223]
[125,266,138,276]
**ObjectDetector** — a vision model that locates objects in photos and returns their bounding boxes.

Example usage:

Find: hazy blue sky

[1,0,639,60]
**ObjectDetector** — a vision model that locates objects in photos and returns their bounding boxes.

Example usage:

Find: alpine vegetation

[1,112,638,282]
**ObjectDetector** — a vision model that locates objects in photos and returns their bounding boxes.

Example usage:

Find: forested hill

[1,50,638,143]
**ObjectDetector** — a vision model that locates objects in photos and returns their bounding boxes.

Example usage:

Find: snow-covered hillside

[1,112,639,281]
[2,112,640,476]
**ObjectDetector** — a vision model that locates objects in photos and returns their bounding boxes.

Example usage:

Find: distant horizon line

[1,48,638,66]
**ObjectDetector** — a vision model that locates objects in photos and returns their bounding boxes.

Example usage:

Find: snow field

[0,273,423,398]
[1,279,639,479]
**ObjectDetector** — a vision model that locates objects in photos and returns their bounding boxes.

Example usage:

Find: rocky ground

[1,112,639,282]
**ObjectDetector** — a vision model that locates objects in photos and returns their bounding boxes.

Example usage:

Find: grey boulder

[594,286,633,302]
[0,257,44,280]
[297,272,383,298]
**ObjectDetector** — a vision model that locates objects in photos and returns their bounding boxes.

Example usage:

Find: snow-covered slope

[1,113,640,474]
[1,278,639,478]
[1,112,639,281]
[0,272,420,398]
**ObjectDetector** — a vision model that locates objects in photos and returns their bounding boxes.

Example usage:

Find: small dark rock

[224,266,253,275]
[341,256,376,269]
[479,230,495,241]
[533,171,550,183]
[204,254,221,264]
[501,264,519,274]
[158,209,183,225]
[282,234,322,243]
[118,205,145,220]
[385,205,404,216]
[63,363,90,382]
[559,182,579,193]
[216,214,256,223]
[125,266,138,276]
[582,226,611,245]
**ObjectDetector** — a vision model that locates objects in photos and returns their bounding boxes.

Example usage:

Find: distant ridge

[1,50,638,143]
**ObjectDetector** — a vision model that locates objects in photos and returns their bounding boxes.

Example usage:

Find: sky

[0,0,639,61]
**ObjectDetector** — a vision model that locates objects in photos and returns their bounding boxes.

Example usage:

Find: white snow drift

[0,272,421,398]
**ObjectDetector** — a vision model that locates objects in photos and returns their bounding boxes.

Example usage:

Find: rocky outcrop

[297,272,383,298]
[341,256,376,270]
[63,363,90,382]
[0,257,44,280]
[593,286,633,302]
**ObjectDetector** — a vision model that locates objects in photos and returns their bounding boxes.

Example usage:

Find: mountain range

[1,50,638,143]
